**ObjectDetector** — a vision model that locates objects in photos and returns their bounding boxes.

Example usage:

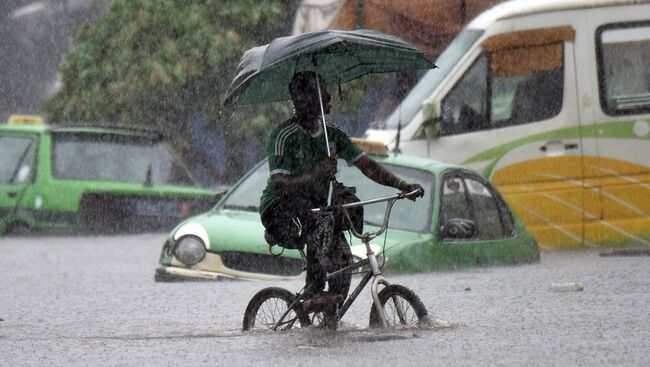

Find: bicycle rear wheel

[242,287,309,331]
[368,284,429,328]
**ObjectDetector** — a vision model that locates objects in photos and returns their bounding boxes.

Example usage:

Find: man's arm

[329,126,422,197]
[354,155,424,197]
[271,157,337,196]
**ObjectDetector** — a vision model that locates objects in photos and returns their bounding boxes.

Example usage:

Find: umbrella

[223,29,436,203]
[223,29,436,106]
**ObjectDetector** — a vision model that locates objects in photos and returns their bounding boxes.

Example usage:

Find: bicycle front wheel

[368,284,429,328]
[242,287,308,331]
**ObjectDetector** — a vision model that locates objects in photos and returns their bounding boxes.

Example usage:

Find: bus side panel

[587,5,650,247]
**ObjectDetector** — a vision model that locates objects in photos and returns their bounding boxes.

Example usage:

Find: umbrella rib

[337,44,371,79]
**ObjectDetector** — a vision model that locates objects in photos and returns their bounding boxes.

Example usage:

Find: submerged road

[1,234,648,366]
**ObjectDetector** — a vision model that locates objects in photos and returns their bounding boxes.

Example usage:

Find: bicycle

[242,189,430,331]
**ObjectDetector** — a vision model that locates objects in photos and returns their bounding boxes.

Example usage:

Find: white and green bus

[366,0,650,250]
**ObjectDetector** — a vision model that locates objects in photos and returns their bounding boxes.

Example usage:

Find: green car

[155,148,539,281]
[0,120,221,234]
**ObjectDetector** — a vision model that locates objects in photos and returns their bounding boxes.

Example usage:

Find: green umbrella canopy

[223,29,437,106]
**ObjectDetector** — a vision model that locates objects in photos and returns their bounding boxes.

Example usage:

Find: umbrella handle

[316,77,331,157]
[316,77,334,205]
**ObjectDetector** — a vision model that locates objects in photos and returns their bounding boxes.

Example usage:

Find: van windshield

[51,132,196,186]
[382,29,483,129]
[0,135,34,184]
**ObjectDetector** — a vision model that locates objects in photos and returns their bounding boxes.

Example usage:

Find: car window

[223,161,270,211]
[597,23,650,115]
[0,135,35,184]
[336,161,434,233]
[222,159,435,233]
[51,133,195,186]
[440,172,514,241]
[464,177,505,240]
[441,177,471,220]
[441,43,564,136]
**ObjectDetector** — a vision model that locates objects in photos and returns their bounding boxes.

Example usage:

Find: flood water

[1,234,648,366]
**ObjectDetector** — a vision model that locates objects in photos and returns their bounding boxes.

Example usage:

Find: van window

[440,55,489,135]
[382,29,483,129]
[0,135,35,184]
[440,42,564,136]
[596,23,650,115]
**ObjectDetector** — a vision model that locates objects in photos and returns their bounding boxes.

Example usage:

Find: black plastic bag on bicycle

[262,196,317,251]
[330,180,363,234]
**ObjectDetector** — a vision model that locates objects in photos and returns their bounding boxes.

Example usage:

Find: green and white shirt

[259,117,365,216]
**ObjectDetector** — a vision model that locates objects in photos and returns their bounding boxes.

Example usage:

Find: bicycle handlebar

[311,188,422,241]
[310,188,421,213]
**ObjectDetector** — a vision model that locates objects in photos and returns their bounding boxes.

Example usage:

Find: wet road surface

[1,234,648,366]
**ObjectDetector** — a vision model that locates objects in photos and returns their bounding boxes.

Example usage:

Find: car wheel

[7,221,31,236]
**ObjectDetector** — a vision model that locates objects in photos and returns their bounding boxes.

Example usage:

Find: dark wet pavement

[1,234,648,366]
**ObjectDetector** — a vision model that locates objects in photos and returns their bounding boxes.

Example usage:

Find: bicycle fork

[319,243,391,329]
[335,236,391,328]
[367,247,390,328]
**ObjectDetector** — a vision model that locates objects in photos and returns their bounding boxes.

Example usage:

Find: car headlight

[174,236,206,266]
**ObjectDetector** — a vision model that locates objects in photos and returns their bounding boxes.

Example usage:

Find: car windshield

[0,135,34,184]
[382,29,483,129]
[223,159,434,233]
[51,132,196,186]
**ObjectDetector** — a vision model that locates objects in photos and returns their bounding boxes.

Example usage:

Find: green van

[0,119,221,234]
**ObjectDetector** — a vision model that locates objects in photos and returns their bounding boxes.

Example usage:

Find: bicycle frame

[271,189,420,330]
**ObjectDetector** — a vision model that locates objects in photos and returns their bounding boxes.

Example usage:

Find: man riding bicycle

[260,71,423,309]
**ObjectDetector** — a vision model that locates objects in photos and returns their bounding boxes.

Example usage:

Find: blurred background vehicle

[0,116,224,234]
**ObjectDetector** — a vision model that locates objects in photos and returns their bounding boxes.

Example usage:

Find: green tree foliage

[43,0,297,181]
[44,0,397,182]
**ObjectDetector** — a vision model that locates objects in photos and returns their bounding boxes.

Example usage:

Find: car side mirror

[213,188,228,202]
[423,117,442,139]
[441,218,477,240]
[422,102,441,138]
[16,165,31,183]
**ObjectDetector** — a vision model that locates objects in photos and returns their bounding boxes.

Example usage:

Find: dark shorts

[261,196,319,250]
[261,196,352,300]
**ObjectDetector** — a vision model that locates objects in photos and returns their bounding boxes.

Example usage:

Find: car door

[436,170,518,265]
[0,133,37,232]
[587,14,650,247]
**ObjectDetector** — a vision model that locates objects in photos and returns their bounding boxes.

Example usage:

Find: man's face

[293,77,331,118]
